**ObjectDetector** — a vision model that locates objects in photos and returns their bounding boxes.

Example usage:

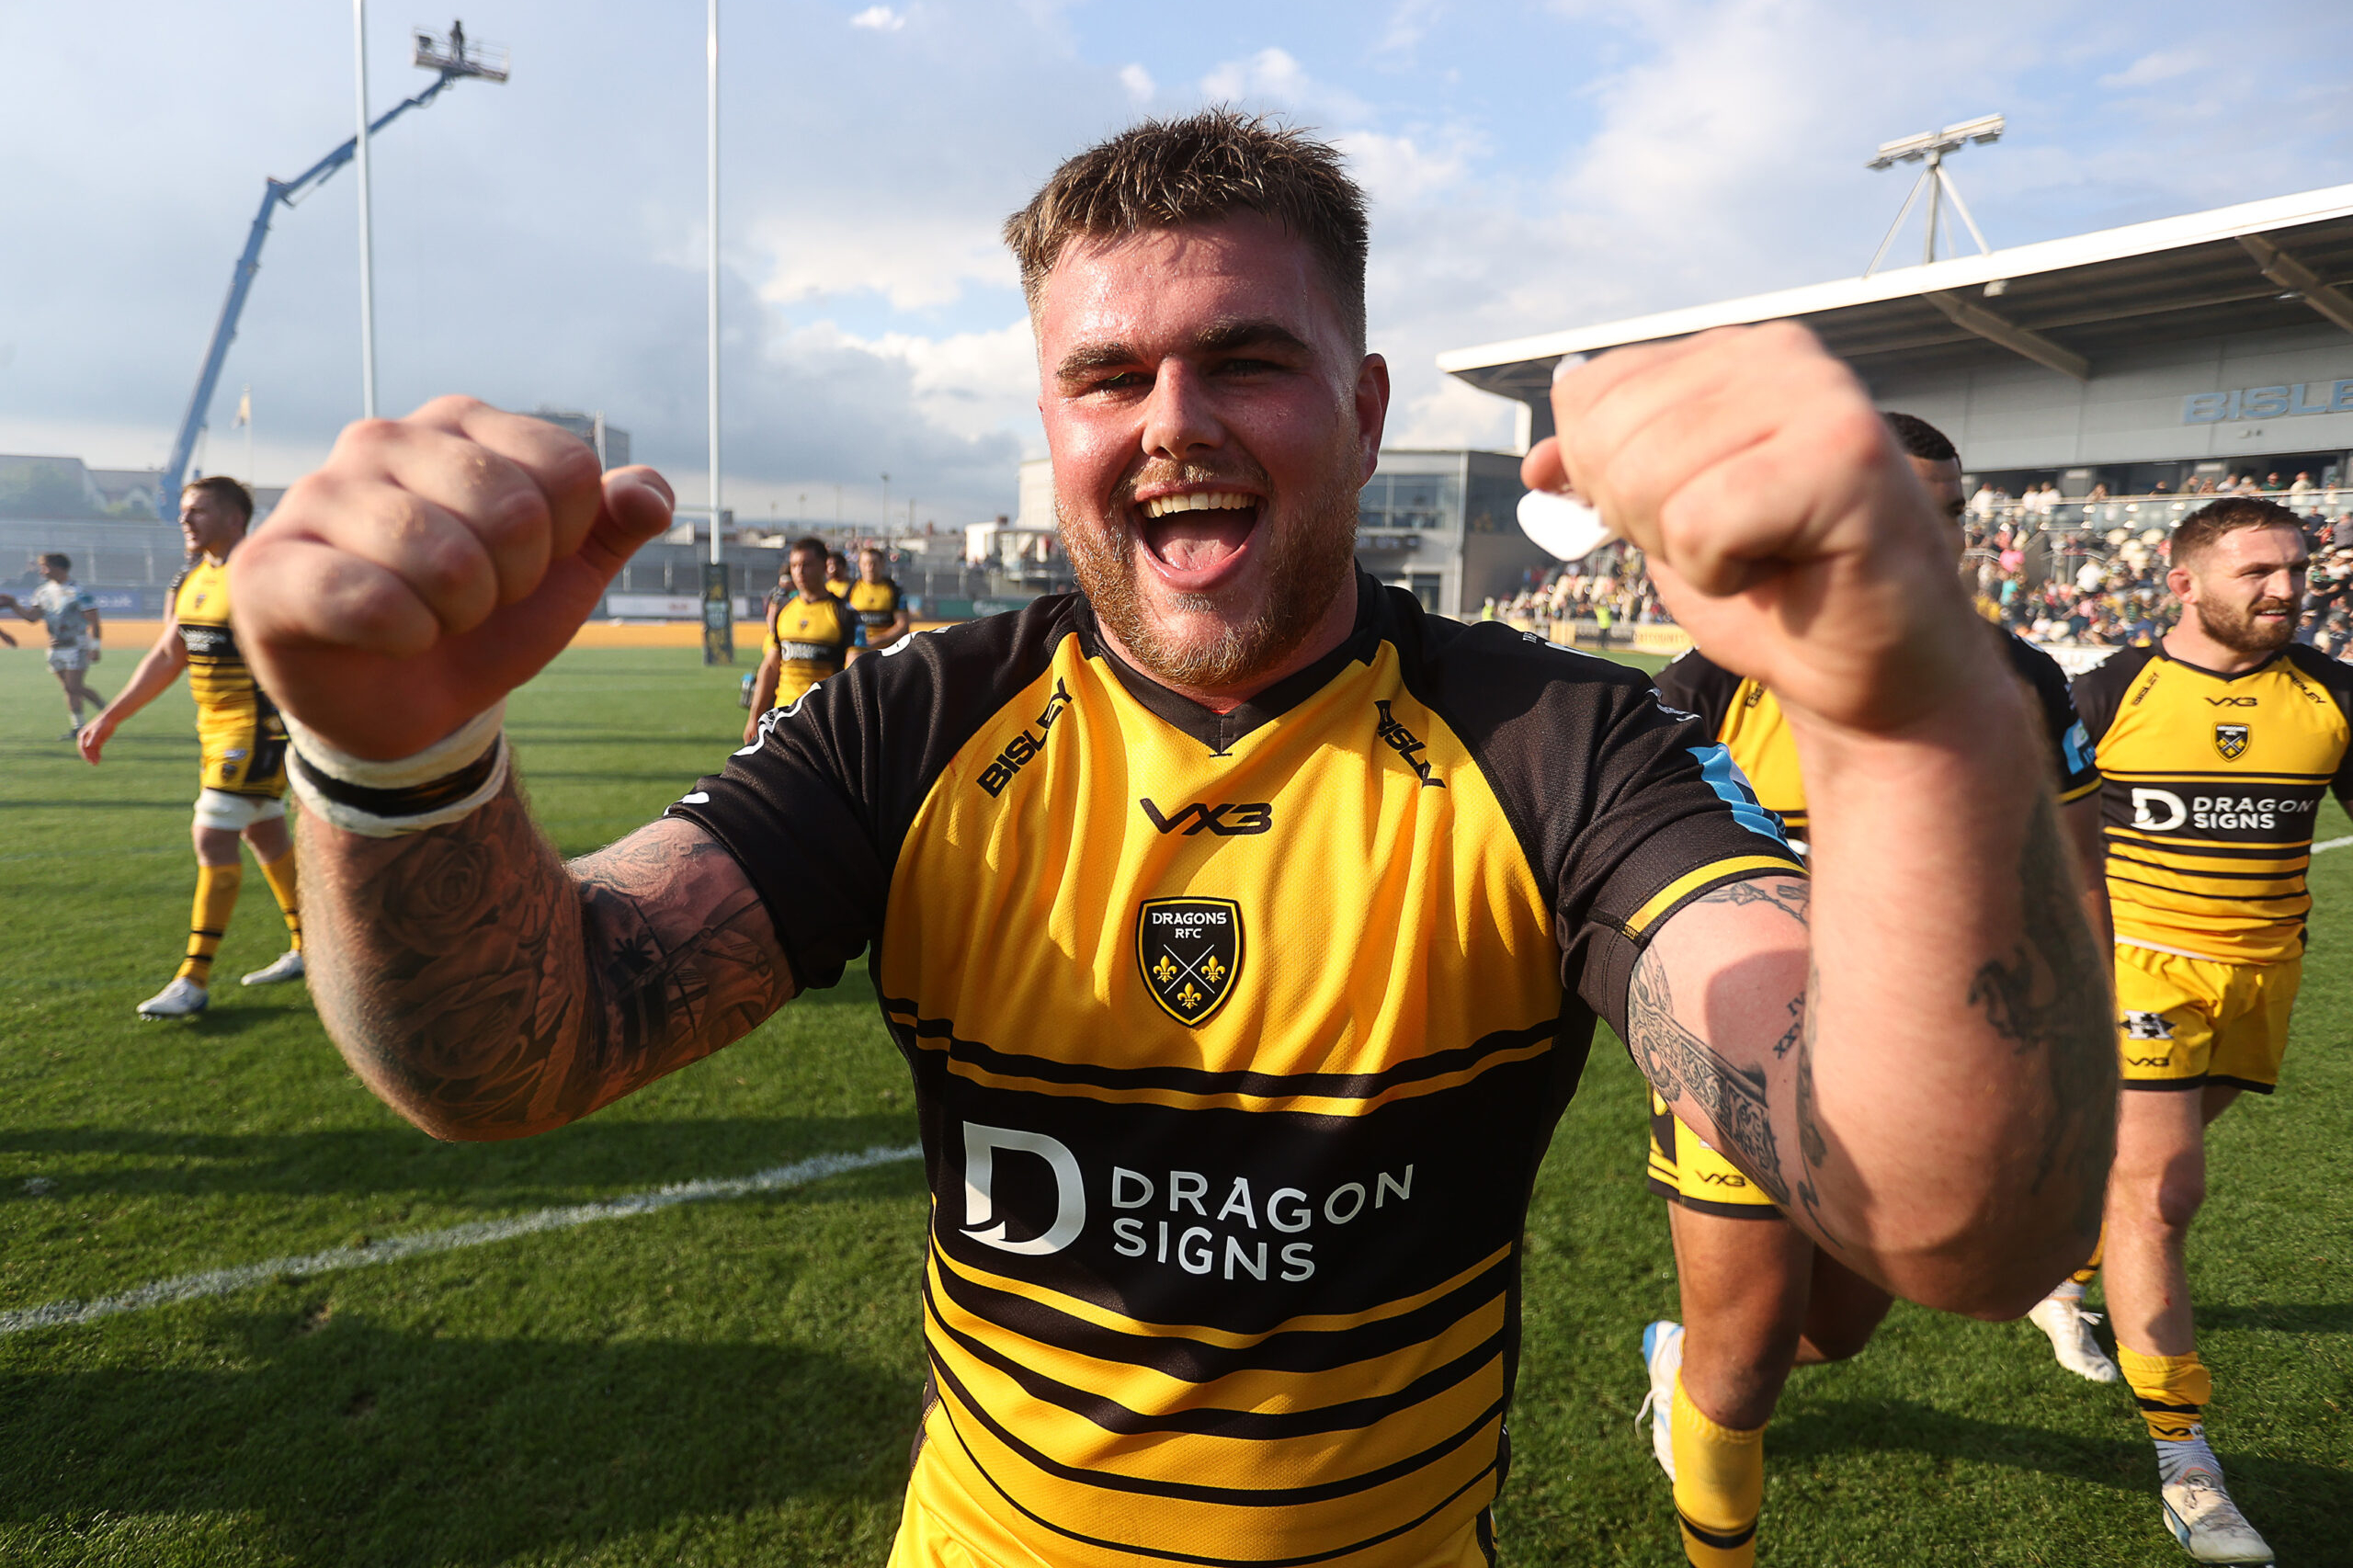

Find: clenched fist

[1523,322,1984,735]
[232,397,675,760]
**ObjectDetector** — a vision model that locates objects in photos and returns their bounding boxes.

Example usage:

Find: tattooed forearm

[301,778,792,1138]
[1627,946,1790,1207]
[1789,958,1839,1245]
[1964,792,2117,1238]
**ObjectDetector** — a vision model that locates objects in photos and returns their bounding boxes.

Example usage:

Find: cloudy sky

[4,0,2349,528]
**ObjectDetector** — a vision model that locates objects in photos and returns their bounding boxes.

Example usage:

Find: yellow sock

[2118,1345,2211,1442]
[2069,1228,2104,1289]
[257,849,301,952]
[176,863,243,986]
[1671,1370,1763,1568]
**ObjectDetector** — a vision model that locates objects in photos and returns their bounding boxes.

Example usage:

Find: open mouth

[1137,491,1261,585]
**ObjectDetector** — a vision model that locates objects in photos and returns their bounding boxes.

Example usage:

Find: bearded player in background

[2066,495,2350,1564]
[225,112,2110,1568]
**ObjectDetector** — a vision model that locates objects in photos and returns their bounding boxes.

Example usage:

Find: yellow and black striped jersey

[172,558,273,722]
[2073,643,2353,965]
[1654,628,2098,848]
[672,575,1802,1567]
[847,576,904,633]
[763,591,854,709]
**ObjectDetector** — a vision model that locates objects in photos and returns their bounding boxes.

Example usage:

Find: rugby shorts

[1646,1092,1780,1217]
[46,644,86,673]
[194,788,287,832]
[199,725,289,800]
[2115,942,2301,1095]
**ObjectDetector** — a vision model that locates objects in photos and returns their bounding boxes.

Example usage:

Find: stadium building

[1438,183,2353,505]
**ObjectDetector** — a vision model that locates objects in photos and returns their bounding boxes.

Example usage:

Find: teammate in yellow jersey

[232,112,2111,1568]
[1641,412,2109,1566]
[824,548,853,601]
[843,543,911,663]
[77,476,303,1018]
[742,537,854,743]
[2067,496,2350,1564]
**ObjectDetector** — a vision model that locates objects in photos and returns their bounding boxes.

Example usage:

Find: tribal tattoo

[1626,933,1791,1209]
[1964,792,2118,1240]
[302,779,792,1135]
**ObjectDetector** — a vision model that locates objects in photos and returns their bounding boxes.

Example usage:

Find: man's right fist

[232,397,674,761]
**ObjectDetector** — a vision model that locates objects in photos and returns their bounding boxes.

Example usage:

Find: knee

[2151,1161,2206,1231]
[2116,1155,2205,1234]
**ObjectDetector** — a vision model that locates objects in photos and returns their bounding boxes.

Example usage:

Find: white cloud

[1120,63,1155,105]
[1198,48,1370,120]
[1386,375,1517,451]
[821,317,1040,445]
[849,6,906,31]
[2099,48,2198,88]
[745,210,1018,312]
[1335,129,1474,207]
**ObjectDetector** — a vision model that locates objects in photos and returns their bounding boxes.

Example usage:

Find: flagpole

[354,0,379,419]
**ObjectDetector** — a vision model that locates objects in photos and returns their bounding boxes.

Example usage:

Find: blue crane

[158,24,507,519]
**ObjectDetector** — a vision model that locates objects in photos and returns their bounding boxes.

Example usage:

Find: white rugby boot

[2029,1289,2120,1382]
[2159,1440,2275,1564]
[136,977,209,1019]
[241,949,305,986]
[1634,1319,1685,1481]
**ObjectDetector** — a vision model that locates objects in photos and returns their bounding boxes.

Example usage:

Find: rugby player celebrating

[2067,496,2352,1564]
[1637,411,2109,1565]
[230,113,2111,1567]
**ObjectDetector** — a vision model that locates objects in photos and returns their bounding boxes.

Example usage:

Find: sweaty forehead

[1036,214,1341,359]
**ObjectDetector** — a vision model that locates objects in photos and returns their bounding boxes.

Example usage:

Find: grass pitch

[1,642,2347,1566]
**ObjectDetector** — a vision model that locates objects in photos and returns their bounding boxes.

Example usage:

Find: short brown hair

[789,536,827,561]
[182,474,254,525]
[1004,108,1370,351]
[2171,497,2306,566]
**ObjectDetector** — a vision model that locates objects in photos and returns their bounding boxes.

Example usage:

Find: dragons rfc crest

[1137,898,1244,1027]
[2214,722,2250,761]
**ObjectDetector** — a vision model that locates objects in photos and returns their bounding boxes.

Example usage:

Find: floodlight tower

[158,22,506,518]
[1863,113,2004,276]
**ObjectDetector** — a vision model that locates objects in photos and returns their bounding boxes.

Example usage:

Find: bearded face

[2179,524,2307,656]
[1030,215,1387,699]
[1059,438,1363,691]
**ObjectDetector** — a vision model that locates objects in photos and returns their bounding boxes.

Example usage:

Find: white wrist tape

[282,702,509,837]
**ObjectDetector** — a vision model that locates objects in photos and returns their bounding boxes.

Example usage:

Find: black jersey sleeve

[2002,632,2100,801]
[2068,644,2152,751]
[1651,646,1742,738]
[665,597,1078,989]
[1399,607,1806,1043]
[2287,644,2353,808]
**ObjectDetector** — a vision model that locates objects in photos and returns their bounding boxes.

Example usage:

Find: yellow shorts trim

[2115,944,2300,1094]
[1645,1094,1781,1218]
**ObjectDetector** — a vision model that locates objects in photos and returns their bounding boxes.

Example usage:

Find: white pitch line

[1,1142,921,1337]
[2314,835,2352,855]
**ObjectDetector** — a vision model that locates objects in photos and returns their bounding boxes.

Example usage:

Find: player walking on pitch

[229,114,2111,1567]
[78,477,303,1018]
[844,543,911,661]
[1,552,108,738]
[2066,496,2349,1564]
[743,536,854,742]
[1637,411,2109,1567]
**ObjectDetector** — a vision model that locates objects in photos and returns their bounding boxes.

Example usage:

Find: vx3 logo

[2205,697,2257,707]
[1140,800,1273,835]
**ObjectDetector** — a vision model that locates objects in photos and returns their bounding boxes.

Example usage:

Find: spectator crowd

[1480,471,2353,663]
